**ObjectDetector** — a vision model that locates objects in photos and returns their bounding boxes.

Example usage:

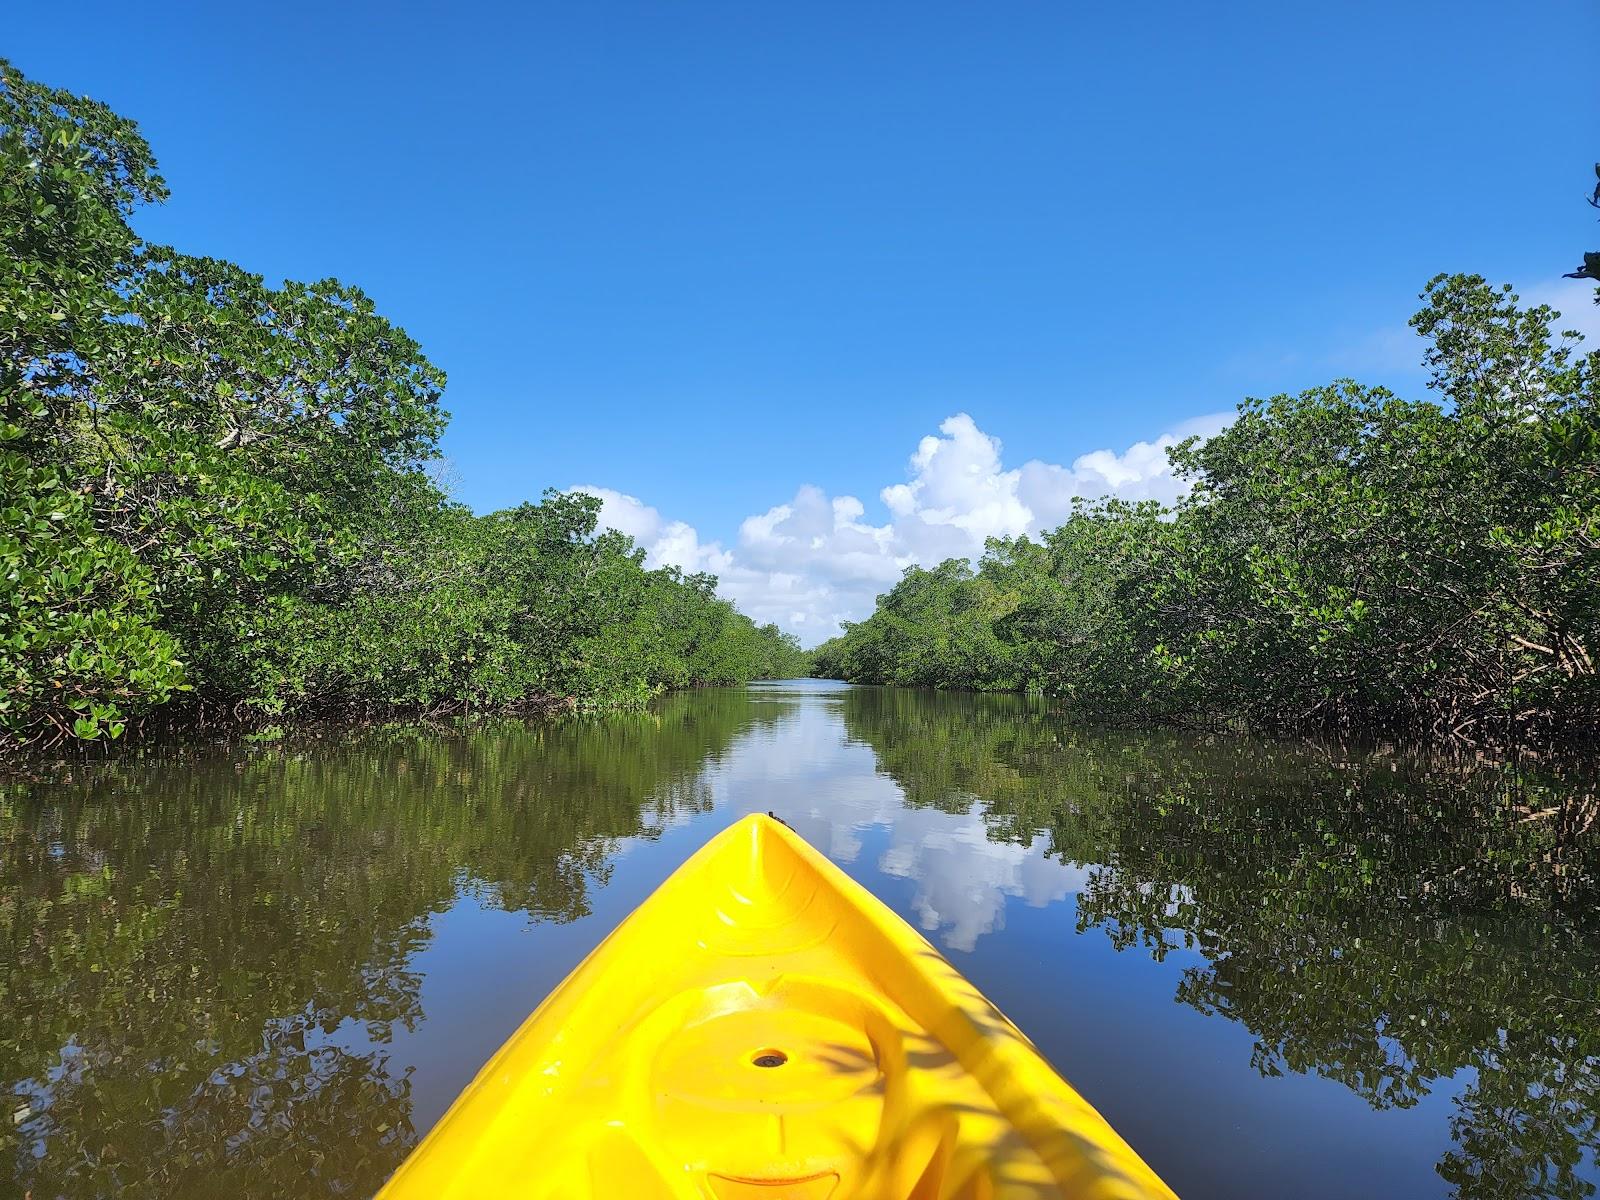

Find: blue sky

[12,2,1598,638]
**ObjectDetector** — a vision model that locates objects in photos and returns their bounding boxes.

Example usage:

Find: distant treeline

[815,274,1600,744]
[1,60,806,753]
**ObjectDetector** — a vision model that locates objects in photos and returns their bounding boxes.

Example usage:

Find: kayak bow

[377,813,1177,1199]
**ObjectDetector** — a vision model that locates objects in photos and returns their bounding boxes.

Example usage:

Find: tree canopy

[0,59,806,754]
[815,274,1600,743]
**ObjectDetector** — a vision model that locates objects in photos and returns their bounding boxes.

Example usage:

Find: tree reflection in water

[1,689,783,1198]
[842,687,1600,1200]
[3,685,1596,1199]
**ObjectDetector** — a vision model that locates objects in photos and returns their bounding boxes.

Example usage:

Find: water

[4,680,1598,1199]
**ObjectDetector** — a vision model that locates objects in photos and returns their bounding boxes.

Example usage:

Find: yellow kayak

[377,813,1177,1200]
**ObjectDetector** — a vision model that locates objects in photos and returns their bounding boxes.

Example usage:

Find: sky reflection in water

[4,680,1598,1200]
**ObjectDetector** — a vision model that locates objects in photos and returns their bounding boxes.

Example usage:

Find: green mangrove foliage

[0,60,805,752]
[815,276,1600,742]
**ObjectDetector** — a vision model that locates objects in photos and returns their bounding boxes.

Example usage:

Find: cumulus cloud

[572,410,1230,641]
[570,283,1593,642]
[567,485,731,575]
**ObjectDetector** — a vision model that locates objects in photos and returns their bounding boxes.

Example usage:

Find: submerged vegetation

[815,269,1600,744]
[0,60,805,753]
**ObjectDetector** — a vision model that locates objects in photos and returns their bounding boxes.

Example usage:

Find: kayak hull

[377,813,1177,1199]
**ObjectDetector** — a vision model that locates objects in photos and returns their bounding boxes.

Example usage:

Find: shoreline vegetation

[2,60,806,757]
[6,54,1598,758]
[812,276,1600,748]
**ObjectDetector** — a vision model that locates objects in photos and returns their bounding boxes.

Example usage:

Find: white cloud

[569,283,1591,643]
[880,414,1033,547]
[567,485,731,575]
[572,410,1230,641]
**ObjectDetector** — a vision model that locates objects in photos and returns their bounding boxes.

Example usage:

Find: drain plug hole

[752,1050,788,1068]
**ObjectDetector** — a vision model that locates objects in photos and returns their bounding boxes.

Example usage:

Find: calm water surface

[4,681,1599,1198]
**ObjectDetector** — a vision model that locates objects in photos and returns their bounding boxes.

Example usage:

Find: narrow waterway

[4,680,1597,1198]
